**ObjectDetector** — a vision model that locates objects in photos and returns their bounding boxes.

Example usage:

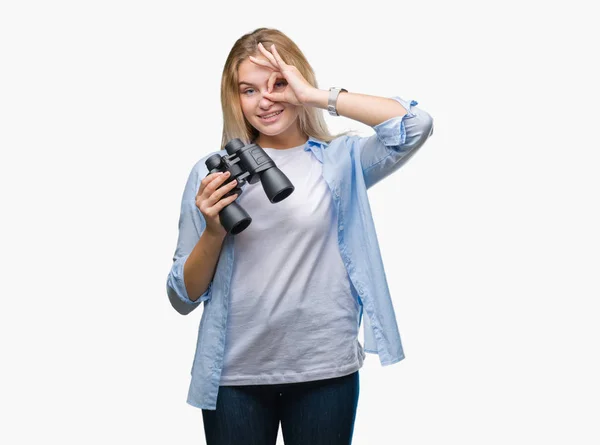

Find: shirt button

[339,224,344,231]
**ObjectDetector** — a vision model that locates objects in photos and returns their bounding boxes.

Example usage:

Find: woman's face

[237,57,301,142]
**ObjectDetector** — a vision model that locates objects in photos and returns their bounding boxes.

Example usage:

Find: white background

[1,0,598,444]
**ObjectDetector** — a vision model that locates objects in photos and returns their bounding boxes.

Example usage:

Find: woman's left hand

[249,43,316,107]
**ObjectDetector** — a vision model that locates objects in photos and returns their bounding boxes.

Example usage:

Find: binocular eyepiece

[204,138,295,235]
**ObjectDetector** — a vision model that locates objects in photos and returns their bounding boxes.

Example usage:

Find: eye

[242,88,255,95]
[274,80,287,88]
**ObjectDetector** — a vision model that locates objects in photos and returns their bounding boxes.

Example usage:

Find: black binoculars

[204,138,295,235]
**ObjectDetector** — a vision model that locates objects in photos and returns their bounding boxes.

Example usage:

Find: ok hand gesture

[249,43,316,107]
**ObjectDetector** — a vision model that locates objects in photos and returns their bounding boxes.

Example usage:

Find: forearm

[303,89,407,127]
[183,229,226,302]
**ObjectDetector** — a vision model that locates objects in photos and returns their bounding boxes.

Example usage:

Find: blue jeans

[201,370,360,445]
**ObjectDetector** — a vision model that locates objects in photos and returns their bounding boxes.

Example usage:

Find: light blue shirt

[167,96,434,410]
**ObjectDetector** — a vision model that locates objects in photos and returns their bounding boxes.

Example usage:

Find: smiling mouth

[259,110,283,119]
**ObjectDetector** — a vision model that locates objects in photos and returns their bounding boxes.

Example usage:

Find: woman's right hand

[196,171,239,238]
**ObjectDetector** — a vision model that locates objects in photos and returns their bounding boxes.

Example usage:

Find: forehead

[238,58,274,84]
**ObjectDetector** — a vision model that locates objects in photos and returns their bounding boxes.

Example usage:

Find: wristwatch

[328,87,348,116]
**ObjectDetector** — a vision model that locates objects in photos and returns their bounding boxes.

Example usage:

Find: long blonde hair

[220,27,354,148]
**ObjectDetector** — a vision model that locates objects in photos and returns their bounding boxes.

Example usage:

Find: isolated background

[1,0,598,444]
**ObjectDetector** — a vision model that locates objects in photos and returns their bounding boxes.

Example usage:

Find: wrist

[302,88,328,109]
[203,226,227,242]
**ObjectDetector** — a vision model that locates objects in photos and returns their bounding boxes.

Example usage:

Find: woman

[166,27,434,445]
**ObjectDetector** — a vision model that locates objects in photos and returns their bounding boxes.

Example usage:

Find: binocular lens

[260,167,295,203]
[220,201,252,235]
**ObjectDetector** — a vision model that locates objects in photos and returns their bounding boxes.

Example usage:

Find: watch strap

[328,87,348,116]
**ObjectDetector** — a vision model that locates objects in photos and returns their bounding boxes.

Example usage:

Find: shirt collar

[304,136,327,163]
[251,136,326,150]
[305,136,328,149]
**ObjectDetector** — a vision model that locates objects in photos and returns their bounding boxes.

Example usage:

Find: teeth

[261,110,282,119]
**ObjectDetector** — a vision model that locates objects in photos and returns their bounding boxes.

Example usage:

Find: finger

[248,56,276,70]
[199,172,223,194]
[267,71,279,94]
[248,55,274,69]
[215,193,239,211]
[263,90,283,102]
[257,42,278,67]
[203,172,230,196]
[205,191,239,217]
[202,172,222,184]
[270,44,287,67]
[210,178,238,203]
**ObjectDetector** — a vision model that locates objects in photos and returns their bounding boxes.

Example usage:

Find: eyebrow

[239,78,285,88]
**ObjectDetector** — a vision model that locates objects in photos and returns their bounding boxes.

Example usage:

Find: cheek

[285,107,300,121]
[239,99,254,118]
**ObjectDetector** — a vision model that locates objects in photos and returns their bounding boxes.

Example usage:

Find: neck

[255,126,308,150]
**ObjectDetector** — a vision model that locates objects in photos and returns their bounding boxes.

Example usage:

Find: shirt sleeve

[354,96,434,189]
[166,162,213,314]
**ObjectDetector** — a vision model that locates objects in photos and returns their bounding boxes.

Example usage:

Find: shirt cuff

[166,254,212,305]
[372,97,419,147]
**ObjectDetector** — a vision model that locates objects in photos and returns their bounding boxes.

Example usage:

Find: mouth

[258,109,284,121]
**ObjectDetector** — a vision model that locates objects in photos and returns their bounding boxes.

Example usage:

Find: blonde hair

[220,27,354,148]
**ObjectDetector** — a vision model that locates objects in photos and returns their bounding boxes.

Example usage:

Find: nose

[259,91,275,108]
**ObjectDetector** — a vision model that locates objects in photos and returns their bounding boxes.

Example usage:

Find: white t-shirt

[219,143,365,385]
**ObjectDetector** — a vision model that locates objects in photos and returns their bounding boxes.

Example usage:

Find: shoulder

[320,132,361,160]
[326,131,363,149]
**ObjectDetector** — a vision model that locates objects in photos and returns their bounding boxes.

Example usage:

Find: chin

[256,120,290,134]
